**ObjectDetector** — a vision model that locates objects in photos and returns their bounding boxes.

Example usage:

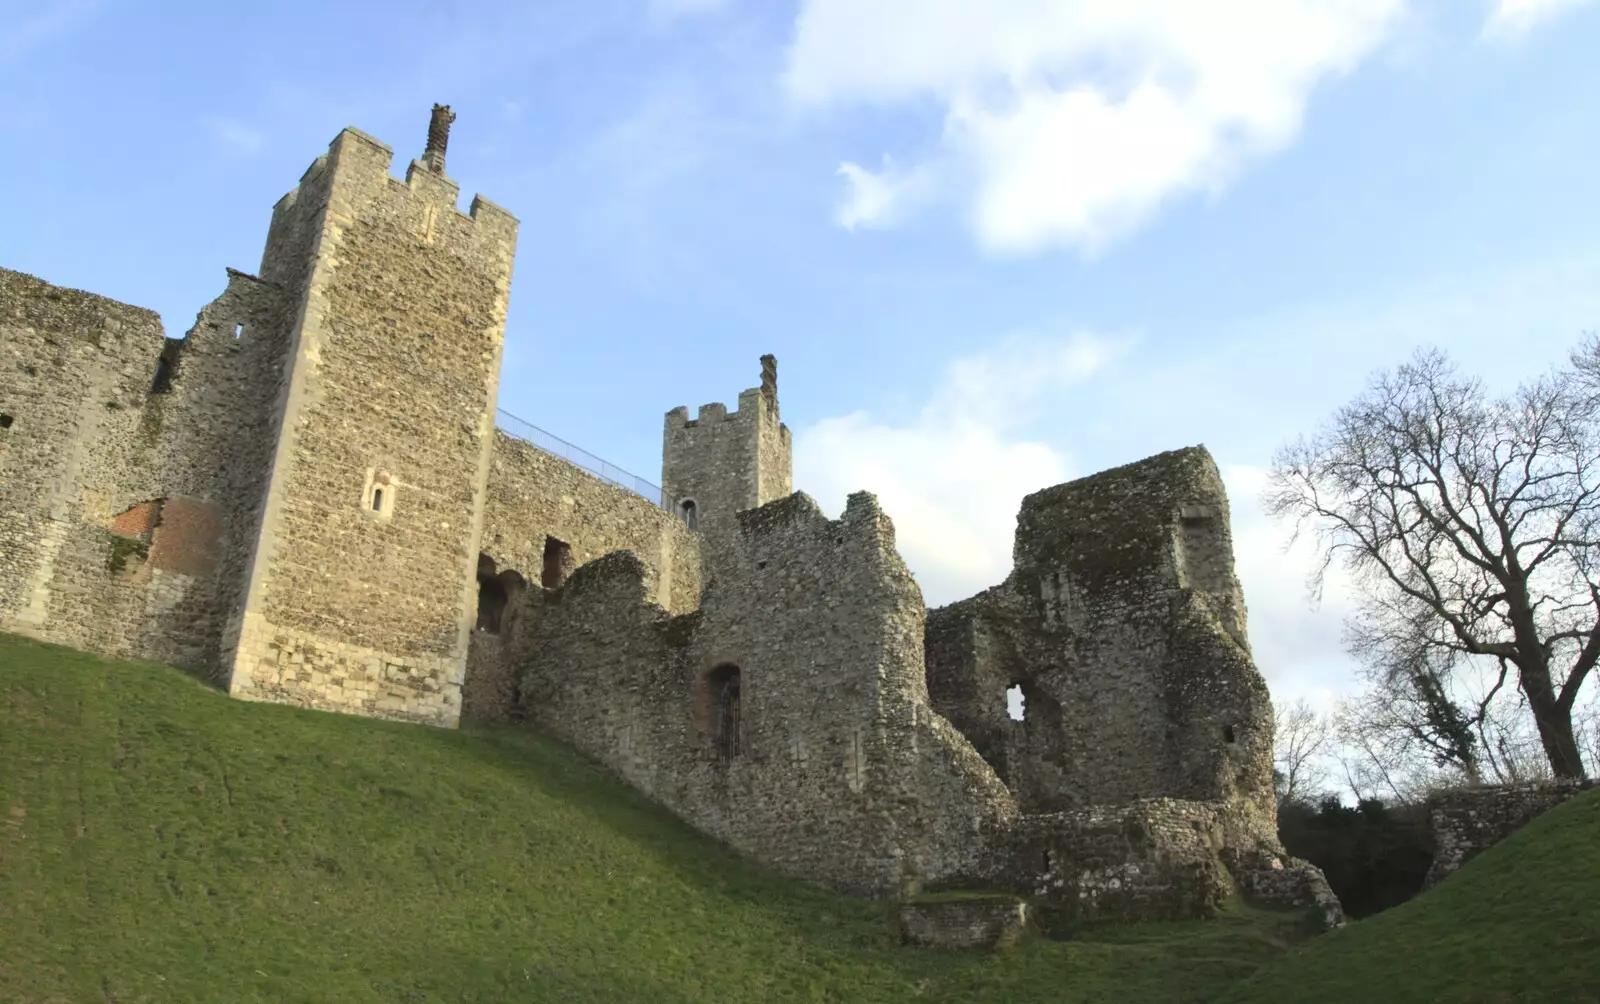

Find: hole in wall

[541,537,572,589]
[1223,724,1237,744]
[0,413,12,429]
[233,323,244,339]
[371,488,384,512]
[679,498,698,531]
[1006,683,1025,722]
[475,554,526,634]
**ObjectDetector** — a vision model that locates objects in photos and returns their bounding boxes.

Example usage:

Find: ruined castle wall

[226,128,518,728]
[977,800,1234,923]
[0,267,290,669]
[479,430,699,613]
[1425,780,1599,887]
[459,432,700,720]
[0,268,164,635]
[516,492,1017,897]
[925,447,1277,839]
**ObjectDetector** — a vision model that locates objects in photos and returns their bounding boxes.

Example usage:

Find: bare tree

[1330,692,1469,805]
[1267,345,1600,780]
[1274,698,1332,806]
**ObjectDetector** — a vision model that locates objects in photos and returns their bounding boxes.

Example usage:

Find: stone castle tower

[224,105,520,724]
[661,354,792,534]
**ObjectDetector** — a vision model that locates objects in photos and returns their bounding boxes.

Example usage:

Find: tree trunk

[1519,664,1589,780]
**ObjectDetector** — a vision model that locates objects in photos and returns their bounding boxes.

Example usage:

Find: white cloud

[1222,464,1360,710]
[794,331,1128,606]
[1483,0,1596,40]
[785,0,1406,255]
[835,156,935,230]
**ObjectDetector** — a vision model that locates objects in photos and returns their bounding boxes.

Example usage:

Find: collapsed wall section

[515,490,1017,896]
[226,127,519,728]
[926,446,1273,830]
[459,431,701,720]
[0,266,290,668]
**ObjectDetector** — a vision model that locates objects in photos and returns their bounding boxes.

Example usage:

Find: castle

[0,107,1338,931]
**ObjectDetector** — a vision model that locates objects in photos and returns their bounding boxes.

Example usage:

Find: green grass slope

[0,633,1302,1004]
[1224,788,1600,1004]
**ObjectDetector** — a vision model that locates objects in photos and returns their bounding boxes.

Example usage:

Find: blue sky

[5,0,1600,709]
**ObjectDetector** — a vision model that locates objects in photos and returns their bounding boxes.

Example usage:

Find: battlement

[268,119,518,246]
[662,356,793,531]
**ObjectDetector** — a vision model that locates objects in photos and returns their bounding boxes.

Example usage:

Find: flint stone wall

[1425,779,1599,887]
[0,265,291,670]
[459,433,700,721]
[226,127,519,729]
[924,446,1275,838]
[897,897,1028,950]
[514,491,1019,896]
[661,378,791,537]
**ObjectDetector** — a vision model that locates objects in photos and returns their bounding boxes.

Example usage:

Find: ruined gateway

[0,108,1340,929]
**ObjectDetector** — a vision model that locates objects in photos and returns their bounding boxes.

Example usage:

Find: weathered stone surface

[512,492,1019,896]
[1425,780,1599,888]
[1,109,1343,931]
[1,262,290,672]
[661,355,791,538]
[898,897,1028,949]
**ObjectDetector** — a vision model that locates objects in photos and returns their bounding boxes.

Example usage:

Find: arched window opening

[1006,683,1025,722]
[679,499,698,531]
[371,488,384,512]
[541,536,572,589]
[707,663,742,762]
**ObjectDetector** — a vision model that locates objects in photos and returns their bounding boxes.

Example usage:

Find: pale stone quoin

[0,108,1340,933]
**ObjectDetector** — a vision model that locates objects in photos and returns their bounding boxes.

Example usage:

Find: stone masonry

[1425,779,1599,888]
[0,108,1340,935]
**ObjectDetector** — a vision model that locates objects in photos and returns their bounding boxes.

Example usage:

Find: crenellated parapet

[661,356,792,537]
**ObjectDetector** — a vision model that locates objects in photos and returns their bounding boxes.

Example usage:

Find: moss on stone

[105,532,149,574]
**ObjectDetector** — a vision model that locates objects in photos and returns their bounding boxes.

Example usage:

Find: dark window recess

[680,499,698,531]
[371,488,384,512]
[477,564,508,634]
[542,536,572,589]
[150,356,174,394]
[0,414,12,430]
[1223,724,1237,744]
[708,664,742,761]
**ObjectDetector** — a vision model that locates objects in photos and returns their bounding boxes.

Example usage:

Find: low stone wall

[974,799,1232,923]
[1426,780,1599,887]
[897,897,1028,950]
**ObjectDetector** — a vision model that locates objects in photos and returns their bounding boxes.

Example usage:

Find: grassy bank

[0,633,1296,1003]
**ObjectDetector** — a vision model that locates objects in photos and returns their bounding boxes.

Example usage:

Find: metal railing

[495,408,667,509]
